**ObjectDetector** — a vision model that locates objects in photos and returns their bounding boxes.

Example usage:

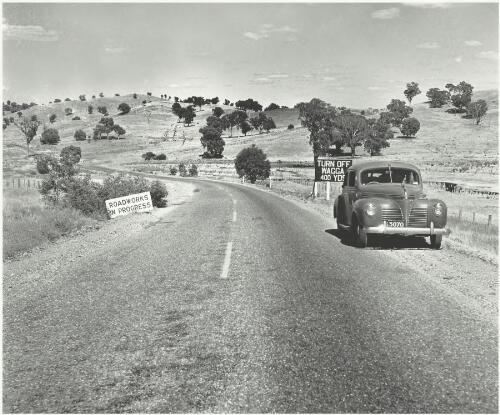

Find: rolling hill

[3,90,498,190]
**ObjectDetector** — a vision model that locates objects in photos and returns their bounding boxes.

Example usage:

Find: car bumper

[364,222,450,236]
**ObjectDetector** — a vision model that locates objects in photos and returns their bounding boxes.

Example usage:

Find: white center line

[220,241,233,279]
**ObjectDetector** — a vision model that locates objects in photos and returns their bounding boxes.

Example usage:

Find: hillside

[3,90,498,190]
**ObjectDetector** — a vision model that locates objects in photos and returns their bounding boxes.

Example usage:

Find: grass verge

[3,188,97,259]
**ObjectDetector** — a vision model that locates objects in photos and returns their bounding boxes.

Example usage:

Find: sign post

[314,157,353,200]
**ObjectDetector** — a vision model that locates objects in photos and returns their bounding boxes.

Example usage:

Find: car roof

[347,160,420,172]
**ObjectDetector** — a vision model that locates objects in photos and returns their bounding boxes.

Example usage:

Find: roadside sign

[315,158,352,182]
[105,192,153,218]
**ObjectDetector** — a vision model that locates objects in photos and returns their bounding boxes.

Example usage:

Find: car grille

[381,208,403,221]
[408,207,428,228]
[381,207,428,227]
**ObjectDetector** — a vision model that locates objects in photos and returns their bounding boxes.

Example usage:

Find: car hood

[358,184,424,200]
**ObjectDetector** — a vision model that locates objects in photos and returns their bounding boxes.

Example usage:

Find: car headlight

[365,202,377,216]
[434,202,444,216]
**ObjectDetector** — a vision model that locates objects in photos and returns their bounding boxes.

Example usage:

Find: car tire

[430,234,442,249]
[352,216,368,248]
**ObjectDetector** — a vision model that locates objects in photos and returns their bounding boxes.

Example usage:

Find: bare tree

[14,117,42,156]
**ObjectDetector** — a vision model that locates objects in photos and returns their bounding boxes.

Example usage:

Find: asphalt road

[3,178,498,413]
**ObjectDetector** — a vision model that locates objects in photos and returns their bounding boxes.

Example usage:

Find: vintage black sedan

[334,160,450,249]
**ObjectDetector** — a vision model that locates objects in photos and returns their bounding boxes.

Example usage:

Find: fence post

[18,178,21,188]
[488,215,492,227]
[314,182,318,198]
[326,181,330,201]
[458,209,462,221]
[472,212,476,223]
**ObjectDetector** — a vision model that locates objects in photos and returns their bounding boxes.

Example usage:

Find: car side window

[348,172,355,187]
[343,172,349,187]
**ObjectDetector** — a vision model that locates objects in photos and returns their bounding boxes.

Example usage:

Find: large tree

[446,81,474,112]
[404,82,421,104]
[234,144,271,183]
[333,114,368,156]
[400,117,420,137]
[235,98,262,113]
[200,126,225,158]
[13,117,41,156]
[363,118,392,156]
[386,99,413,128]
[295,98,338,157]
[426,88,450,108]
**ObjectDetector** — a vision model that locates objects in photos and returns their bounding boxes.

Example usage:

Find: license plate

[385,220,404,228]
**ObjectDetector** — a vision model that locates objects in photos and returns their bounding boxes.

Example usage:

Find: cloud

[477,50,498,61]
[464,40,482,47]
[371,8,400,19]
[323,76,336,81]
[268,73,289,79]
[368,86,386,91]
[454,56,463,63]
[403,3,452,9]
[104,46,125,54]
[3,18,58,41]
[244,32,268,40]
[417,42,440,49]
[244,24,298,40]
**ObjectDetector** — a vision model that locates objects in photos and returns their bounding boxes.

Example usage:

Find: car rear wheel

[352,216,368,248]
[430,234,442,249]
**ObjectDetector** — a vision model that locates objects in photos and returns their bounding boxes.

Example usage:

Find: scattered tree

[74,129,87,141]
[240,120,253,136]
[13,117,42,155]
[40,127,61,145]
[49,114,57,123]
[178,163,187,176]
[88,105,94,114]
[200,126,225,158]
[118,102,131,114]
[212,106,224,118]
[99,92,104,98]
[72,116,81,120]
[386,99,413,128]
[363,119,392,156]
[446,81,474,112]
[400,117,420,137]
[142,151,156,161]
[97,106,108,115]
[54,98,61,103]
[211,97,220,105]
[150,180,168,207]
[113,124,126,138]
[426,88,450,108]
[65,98,71,102]
[65,107,73,116]
[288,124,294,130]
[333,114,368,156]
[133,93,138,99]
[404,82,421,104]
[235,144,271,183]
[79,94,86,101]
[169,166,178,175]
[466,100,488,125]
[235,98,262,112]
[224,99,230,106]
[265,103,280,111]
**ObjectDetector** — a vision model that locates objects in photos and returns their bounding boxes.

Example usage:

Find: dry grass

[3,188,96,259]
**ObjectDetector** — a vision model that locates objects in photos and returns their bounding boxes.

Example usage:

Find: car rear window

[360,168,420,185]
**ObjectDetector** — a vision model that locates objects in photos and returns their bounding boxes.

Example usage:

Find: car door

[342,171,357,225]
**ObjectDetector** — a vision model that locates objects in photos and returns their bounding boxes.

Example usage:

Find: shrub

[288,124,294,130]
[133,93,138,99]
[49,114,57,123]
[466,100,488,125]
[72,116,81,121]
[188,164,198,177]
[169,166,178,175]
[88,105,94,114]
[97,106,107,115]
[98,175,150,202]
[142,100,147,105]
[65,107,73,116]
[54,99,61,103]
[235,144,271,183]
[150,180,168,208]
[400,117,420,137]
[154,153,166,160]
[118,102,131,114]
[74,129,86,141]
[113,124,126,138]
[40,128,61,145]
[65,98,71,102]
[31,115,38,122]
[178,163,187,177]
[142,152,156,161]
[63,175,104,216]
[36,154,58,174]
[60,145,82,165]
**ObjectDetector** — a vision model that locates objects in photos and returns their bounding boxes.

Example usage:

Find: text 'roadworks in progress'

[315,158,353,182]
[105,192,153,218]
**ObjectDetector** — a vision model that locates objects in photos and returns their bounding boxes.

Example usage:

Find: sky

[2,2,498,108]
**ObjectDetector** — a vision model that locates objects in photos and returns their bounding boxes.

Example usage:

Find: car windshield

[360,168,420,185]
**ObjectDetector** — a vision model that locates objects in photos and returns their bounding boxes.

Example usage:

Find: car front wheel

[352,217,368,248]
[430,234,442,249]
